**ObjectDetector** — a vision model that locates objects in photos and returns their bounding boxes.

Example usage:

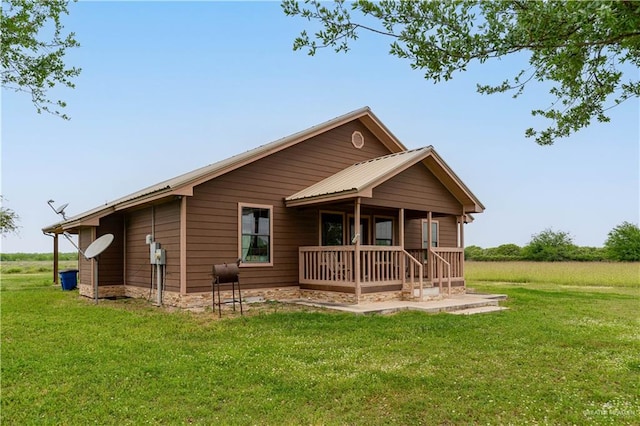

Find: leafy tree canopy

[0,197,20,235]
[282,0,640,145]
[522,228,575,261]
[604,221,640,261]
[1,0,80,119]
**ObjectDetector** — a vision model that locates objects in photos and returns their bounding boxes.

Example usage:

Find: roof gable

[285,147,433,206]
[284,147,485,213]
[43,107,407,232]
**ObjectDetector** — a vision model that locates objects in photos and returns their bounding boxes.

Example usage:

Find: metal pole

[156,263,162,306]
[93,257,99,304]
[53,234,59,284]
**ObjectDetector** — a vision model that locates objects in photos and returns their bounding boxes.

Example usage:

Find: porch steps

[291,294,507,316]
[448,305,509,315]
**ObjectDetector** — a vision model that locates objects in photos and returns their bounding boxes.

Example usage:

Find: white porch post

[398,208,405,248]
[399,208,405,288]
[427,211,433,285]
[460,209,465,280]
[459,212,465,248]
[354,198,361,303]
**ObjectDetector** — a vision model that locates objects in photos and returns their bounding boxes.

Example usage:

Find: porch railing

[431,250,452,296]
[299,246,462,298]
[406,247,464,283]
[402,249,423,300]
[299,246,422,290]
[298,246,355,285]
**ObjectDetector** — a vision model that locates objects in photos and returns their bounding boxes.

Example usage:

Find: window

[348,216,370,245]
[375,217,394,246]
[422,220,439,248]
[321,212,344,246]
[239,203,273,265]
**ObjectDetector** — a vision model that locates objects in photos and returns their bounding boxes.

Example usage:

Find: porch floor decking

[291,293,508,315]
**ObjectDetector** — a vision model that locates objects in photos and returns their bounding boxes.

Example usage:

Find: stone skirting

[438,285,466,296]
[299,289,357,304]
[86,285,302,309]
[78,282,465,308]
[299,289,408,304]
[78,284,126,299]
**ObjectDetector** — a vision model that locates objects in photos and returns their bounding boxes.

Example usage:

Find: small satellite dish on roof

[47,200,69,219]
[84,234,114,259]
[55,203,69,217]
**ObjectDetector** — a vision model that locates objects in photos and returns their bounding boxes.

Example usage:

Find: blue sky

[2,1,638,253]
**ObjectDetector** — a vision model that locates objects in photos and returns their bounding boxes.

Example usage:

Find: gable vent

[351,131,364,149]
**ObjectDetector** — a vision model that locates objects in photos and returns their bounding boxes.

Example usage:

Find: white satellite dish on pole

[85,234,114,259]
[84,234,114,303]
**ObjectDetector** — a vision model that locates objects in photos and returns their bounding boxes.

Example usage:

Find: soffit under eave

[284,189,373,207]
[49,190,187,233]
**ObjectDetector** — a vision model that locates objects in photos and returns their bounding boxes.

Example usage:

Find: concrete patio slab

[290,293,508,315]
[449,306,509,315]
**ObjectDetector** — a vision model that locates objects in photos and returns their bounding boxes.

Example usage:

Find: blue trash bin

[59,269,79,291]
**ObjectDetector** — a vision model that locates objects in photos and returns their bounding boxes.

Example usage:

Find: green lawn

[1,263,639,425]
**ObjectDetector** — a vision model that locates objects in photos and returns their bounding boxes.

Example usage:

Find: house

[43,107,484,307]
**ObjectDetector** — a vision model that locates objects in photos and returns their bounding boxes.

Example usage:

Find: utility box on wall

[154,248,166,265]
[149,242,166,265]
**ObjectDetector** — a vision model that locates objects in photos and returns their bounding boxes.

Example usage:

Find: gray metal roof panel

[286,147,432,203]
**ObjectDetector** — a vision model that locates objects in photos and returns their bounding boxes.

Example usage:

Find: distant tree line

[1,253,78,262]
[466,222,640,262]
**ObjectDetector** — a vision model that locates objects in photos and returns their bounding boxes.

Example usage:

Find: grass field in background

[466,261,639,288]
[0,260,78,274]
[1,263,639,424]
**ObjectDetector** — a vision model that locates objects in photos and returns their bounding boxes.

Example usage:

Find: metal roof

[43,106,408,233]
[285,147,433,205]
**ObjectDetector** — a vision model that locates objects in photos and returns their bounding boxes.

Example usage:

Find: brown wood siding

[368,163,462,214]
[125,208,152,289]
[438,215,458,247]
[154,201,181,292]
[404,216,458,250]
[78,228,93,286]
[125,201,181,292]
[186,122,393,293]
[97,214,124,286]
[404,219,422,251]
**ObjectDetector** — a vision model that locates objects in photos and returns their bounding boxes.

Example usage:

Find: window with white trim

[239,203,273,265]
[422,220,439,248]
[375,217,394,246]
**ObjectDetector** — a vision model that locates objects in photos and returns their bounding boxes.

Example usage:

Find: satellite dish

[56,203,68,214]
[84,234,114,259]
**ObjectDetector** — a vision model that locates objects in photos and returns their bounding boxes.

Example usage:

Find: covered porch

[284,146,482,304]
[296,206,467,303]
